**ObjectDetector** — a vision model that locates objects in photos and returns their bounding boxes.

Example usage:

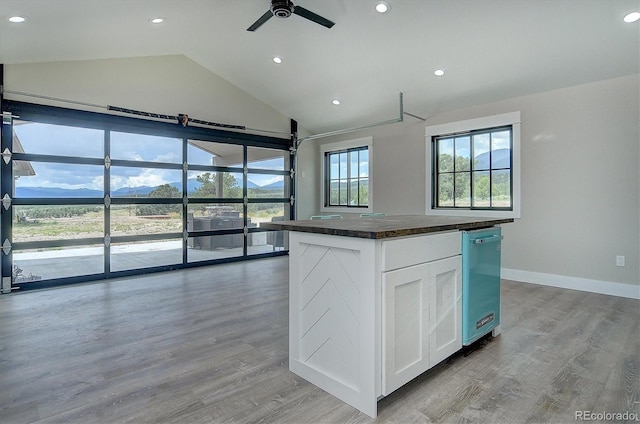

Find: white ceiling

[0,0,638,134]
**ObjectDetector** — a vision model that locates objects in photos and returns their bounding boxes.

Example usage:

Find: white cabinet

[382,261,431,395]
[382,254,461,395]
[287,229,463,417]
[428,255,462,366]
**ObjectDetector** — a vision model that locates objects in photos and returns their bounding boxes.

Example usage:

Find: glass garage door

[0,101,292,291]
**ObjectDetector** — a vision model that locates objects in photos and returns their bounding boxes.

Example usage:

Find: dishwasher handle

[472,235,503,244]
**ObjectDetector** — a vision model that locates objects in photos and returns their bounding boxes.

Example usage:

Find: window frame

[2,99,293,291]
[320,137,373,213]
[426,112,521,219]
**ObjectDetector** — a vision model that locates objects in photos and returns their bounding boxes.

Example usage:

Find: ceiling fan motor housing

[271,0,295,18]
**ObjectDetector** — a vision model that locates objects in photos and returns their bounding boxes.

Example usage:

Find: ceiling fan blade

[247,10,273,31]
[293,6,335,28]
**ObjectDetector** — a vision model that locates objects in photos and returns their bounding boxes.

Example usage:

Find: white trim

[501,268,640,300]
[320,136,373,214]
[426,112,521,219]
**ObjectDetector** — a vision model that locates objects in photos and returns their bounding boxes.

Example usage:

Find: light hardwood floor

[0,257,638,423]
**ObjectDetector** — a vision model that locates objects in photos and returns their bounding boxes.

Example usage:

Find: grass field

[13,205,283,243]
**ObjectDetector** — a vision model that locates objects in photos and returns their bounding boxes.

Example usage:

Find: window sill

[320,206,373,215]
[426,208,520,219]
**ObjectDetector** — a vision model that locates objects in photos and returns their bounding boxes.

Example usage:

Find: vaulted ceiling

[1,0,638,134]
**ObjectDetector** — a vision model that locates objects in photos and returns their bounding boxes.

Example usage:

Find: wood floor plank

[0,259,638,424]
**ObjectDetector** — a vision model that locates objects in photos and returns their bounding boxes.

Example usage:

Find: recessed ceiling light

[150,17,165,24]
[8,16,26,23]
[624,11,640,23]
[434,69,445,77]
[273,56,282,64]
[332,99,341,106]
[375,1,390,13]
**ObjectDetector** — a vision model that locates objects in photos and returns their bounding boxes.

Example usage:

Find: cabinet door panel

[382,263,430,395]
[429,255,462,366]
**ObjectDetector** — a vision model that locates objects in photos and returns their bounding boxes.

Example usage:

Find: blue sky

[439,131,510,160]
[328,150,369,179]
[13,122,285,190]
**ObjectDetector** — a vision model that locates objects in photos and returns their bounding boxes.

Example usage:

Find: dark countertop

[259,215,513,239]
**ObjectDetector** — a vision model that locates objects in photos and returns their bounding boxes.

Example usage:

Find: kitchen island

[260,215,513,417]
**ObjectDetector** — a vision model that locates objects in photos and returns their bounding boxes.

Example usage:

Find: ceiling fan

[247,0,335,32]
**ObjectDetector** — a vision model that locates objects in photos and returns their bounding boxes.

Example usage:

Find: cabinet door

[382,263,430,395]
[428,255,462,367]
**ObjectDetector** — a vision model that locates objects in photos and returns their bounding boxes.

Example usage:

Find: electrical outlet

[616,255,625,267]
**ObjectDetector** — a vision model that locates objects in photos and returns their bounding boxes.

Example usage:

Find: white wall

[295,138,320,220]
[304,74,639,291]
[4,55,291,135]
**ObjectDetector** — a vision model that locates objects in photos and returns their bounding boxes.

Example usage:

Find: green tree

[150,184,180,199]
[193,172,241,198]
[491,172,511,206]
[438,174,454,205]
[136,184,180,216]
[437,154,473,206]
[473,174,490,201]
[455,155,470,171]
[438,153,453,172]
[358,183,369,206]
[192,172,242,215]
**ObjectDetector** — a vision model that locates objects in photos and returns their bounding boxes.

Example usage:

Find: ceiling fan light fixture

[149,17,165,24]
[434,69,445,77]
[623,11,640,23]
[375,1,391,14]
[8,16,26,23]
[271,0,295,18]
[272,56,282,64]
[332,99,341,106]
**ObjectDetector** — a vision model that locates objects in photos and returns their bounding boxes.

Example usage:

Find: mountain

[260,180,285,190]
[169,179,202,193]
[235,176,260,189]
[15,187,103,198]
[474,148,511,169]
[15,176,271,198]
[112,186,156,197]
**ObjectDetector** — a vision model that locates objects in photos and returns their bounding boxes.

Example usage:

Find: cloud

[111,168,182,190]
[15,122,103,158]
[125,170,168,188]
[91,175,104,190]
[17,162,103,189]
[14,124,287,191]
[112,132,181,163]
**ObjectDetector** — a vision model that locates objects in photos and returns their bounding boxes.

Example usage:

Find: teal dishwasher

[461,227,502,346]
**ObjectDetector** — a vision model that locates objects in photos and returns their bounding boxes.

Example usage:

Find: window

[321,137,372,211]
[2,101,292,291]
[433,126,512,209]
[426,112,520,218]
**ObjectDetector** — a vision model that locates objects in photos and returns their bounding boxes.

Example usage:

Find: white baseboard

[501,268,640,300]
